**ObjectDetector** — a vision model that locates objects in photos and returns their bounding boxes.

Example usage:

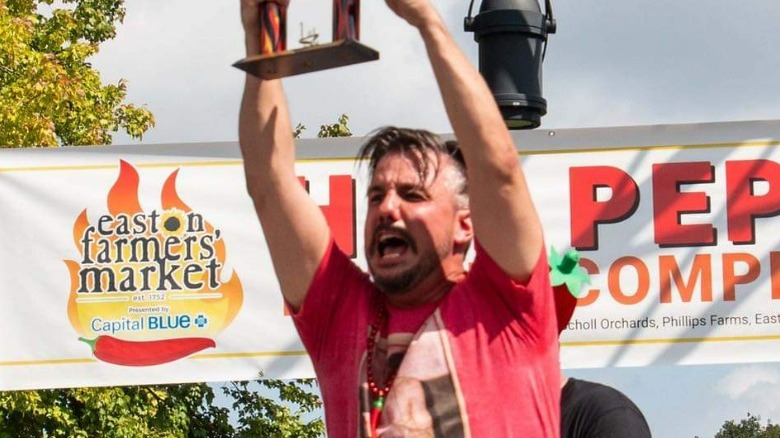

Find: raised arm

[385,0,544,281]
[239,0,330,310]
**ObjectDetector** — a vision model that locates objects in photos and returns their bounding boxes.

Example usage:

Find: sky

[84,1,780,436]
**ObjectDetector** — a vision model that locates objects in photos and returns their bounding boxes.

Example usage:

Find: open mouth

[372,228,415,259]
[378,235,409,258]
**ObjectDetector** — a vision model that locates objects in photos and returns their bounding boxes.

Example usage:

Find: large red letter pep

[726,159,780,244]
[652,162,715,247]
[570,166,639,250]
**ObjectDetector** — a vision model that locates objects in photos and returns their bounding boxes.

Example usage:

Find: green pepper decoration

[549,246,590,298]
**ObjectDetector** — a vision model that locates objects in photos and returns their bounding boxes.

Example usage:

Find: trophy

[234,0,379,79]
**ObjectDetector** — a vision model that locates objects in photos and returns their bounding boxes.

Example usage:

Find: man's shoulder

[318,239,372,281]
[464,243,549,287]
[297,239,374,318]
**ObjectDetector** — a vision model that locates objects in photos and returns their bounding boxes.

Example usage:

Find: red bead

[365,302,398,405]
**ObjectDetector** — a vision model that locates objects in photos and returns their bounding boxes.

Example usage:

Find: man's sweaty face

[364,152,458,295]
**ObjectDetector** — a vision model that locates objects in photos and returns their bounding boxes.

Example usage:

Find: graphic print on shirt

[358,310,469,437]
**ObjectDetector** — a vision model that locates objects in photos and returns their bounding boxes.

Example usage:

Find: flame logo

[64,161,243,349]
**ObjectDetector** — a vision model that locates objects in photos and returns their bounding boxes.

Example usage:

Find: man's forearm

[237,1,331,309]
[416,17,515,166]
[238,76,296,202]
[238,1,297,202]
[412,6,544,281]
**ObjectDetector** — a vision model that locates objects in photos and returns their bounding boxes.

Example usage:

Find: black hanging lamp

[465,0,556,129]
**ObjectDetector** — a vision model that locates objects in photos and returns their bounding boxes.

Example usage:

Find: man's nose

[377,192,401,222]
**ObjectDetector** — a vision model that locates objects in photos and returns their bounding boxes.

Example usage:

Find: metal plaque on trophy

[234,0,379,79]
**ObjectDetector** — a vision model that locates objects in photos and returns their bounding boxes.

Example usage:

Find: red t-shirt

[292,240,560,437]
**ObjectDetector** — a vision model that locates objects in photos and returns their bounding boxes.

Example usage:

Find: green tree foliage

[225,380,323,438]
[0,0,154,147]
[0,380,324,437]
[317,113,352,138]
[714,413,780,438]
[292,114,352,139]
[0,384,231,437]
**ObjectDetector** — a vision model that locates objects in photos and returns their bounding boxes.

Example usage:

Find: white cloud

[717,364,780,421]
[718,364,780,399]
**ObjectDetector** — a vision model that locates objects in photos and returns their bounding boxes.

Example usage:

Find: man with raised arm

[239,0,560,436]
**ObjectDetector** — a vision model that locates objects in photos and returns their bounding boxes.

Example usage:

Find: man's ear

[454,208,473,249]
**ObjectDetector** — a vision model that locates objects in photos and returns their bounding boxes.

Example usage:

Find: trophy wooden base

[233,39,379,79]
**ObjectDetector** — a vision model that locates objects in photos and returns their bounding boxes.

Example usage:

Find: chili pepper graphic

[79,335,215,366]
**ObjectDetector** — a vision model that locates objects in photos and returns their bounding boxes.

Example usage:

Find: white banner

[1,120,780,391]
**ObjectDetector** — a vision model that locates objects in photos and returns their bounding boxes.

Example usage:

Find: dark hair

[357,127,467,195]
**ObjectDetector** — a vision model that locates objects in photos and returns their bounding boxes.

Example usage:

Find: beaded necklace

[366,302,398,438]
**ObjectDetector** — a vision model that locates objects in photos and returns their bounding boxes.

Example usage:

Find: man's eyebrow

[368,180,425,190]
[365,185,384,198]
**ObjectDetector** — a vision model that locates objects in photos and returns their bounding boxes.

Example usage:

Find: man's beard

[369,244,445,295]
